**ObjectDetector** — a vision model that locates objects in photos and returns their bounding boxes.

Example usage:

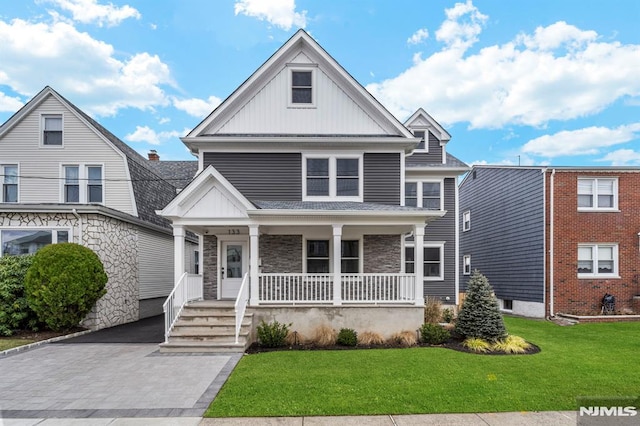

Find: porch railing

[234,272,250,344]
[163,272,203,343]
[259,273,333,303]
[258,273,415,304]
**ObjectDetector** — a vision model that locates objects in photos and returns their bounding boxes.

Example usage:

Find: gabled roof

[187,29,414,140]
[0,86,178,229]
[404,108,451,142]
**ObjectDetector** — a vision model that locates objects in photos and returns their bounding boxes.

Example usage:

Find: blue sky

[1,0,639,166]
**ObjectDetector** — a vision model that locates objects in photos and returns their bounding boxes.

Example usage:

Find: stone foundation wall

[259,235,303,273]
[203,235,218,299]
[363,235,401,273]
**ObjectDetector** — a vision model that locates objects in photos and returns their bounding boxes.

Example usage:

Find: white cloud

[47,0,141,27]
[367,1,640,129]
[521,123,640,157]
[234,0,306,31]
[172,96,222,118]
[0,18,174,116]
[124,125,185,145]
[408,28,429,45]
[597,149,640,165]
[0,92,24,113]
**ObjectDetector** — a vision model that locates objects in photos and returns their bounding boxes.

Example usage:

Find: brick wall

[203,235,218,300]
[363,235,402,273]
[546,171,640,315]
[259,235,303,273]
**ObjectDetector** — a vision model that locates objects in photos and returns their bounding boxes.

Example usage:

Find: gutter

[549,169,556,317]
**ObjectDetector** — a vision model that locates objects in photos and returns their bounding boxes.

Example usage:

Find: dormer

[404,108,452,165]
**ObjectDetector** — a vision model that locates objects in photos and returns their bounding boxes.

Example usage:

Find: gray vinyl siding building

[459,166,545,317]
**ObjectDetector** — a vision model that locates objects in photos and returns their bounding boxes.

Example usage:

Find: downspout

[549,169,555,317]
[71,208,83,245]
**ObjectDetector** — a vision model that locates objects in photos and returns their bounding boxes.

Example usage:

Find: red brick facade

[545,170,640,315]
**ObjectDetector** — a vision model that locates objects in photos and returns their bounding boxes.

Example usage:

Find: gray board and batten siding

[423,177,457,301]
[459,167,544,303]
[203,152,402,205]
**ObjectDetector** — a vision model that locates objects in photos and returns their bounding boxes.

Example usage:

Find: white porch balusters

[414,225,425,306]
[249,225,260,306]
[173,225,186,284]
[332,224,342,305]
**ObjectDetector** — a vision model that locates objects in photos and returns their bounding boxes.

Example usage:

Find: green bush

[336,328,358,346]
[257,320,290,347]
[0,255,41,336]
[25,243,107,332]
[420,323,451,345]
[441,308,455,323]
[455,270,507,342]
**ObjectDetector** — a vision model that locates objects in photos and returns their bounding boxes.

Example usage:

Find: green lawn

[0,338,35,351]
[205,317,640,417]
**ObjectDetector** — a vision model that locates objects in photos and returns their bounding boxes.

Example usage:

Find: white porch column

[414,225,425,306]
[249,225,260,306]
[173,225,185,284]
[332,224,343,305]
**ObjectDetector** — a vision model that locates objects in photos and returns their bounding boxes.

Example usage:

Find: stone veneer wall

[259,235,303,273]
[363,235,402,273]
[0,212,140,329]
[203,235,218,299]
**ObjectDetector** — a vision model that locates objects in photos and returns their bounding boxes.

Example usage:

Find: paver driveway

[0,317,241,419]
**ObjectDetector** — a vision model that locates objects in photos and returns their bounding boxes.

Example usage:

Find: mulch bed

[245,339,540,355]
[2,327,86,343]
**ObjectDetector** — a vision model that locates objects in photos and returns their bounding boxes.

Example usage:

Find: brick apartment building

[459,166,640,318]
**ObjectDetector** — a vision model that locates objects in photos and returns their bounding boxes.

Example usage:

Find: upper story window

[462,210,471,232]
[42,115,63,146]
[303,155,362,201]
[404,180,442,210]
[578,244,618,278]
[63,165,103,204]
[1,164,18,203]
[578,178,617,211]
[413,130,426,150]
[291,70,313,104]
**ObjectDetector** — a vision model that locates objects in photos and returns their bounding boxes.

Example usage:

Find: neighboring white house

[0,87,198,329]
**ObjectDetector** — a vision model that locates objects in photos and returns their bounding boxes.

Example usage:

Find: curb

[0,329,94,358]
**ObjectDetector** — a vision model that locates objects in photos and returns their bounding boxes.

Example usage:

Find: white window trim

[303,238,332,274]
[404,179,444,210]
[577,177,619,212]
[40,114,64,148]
[410,128,429,152]
[462,210,471,232]
[577,243,620,279]
[463,254,471,275]
[302,154,363,202]
[0,227,72,256]
[404,240,445,281]
[287,65,317,108]
[302,237,363,274]
[1,163,19,203]
[60,163,105,204]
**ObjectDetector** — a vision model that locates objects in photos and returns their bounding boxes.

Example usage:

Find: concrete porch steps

[159,301,254,353]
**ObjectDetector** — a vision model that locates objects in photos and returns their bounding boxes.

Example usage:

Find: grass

[0,338,35,351]
[205,317,640,417]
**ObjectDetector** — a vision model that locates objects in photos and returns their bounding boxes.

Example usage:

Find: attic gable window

[413,130,426,150]
[42,115,63,146]
[289,68,315,107]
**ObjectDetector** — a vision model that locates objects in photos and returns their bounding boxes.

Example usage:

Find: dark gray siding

[203,152,302,201]
[424,178,456,301]
[459,168,544,302]
[363,153,401,205]
[406,132,443,166]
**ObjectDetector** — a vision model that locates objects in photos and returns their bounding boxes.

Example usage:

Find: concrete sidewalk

[0,411,577,425]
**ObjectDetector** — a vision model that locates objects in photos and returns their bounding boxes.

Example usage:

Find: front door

[221,241,248,299]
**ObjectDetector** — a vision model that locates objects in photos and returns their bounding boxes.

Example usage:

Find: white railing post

[249,225,259,306]
[332,224,342,306]
[414,225,425,306]
[234,272,250,344]
[173,226,186,284]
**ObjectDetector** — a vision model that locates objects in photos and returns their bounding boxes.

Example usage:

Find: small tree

[455,270,506,342]
[25,243,108,331]
[0,254,41,335]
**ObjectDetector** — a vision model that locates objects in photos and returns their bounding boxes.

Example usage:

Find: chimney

[148,150,160,161]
